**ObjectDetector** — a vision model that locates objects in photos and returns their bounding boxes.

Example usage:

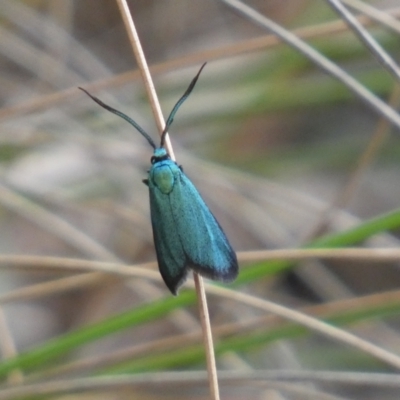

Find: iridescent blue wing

[149,181,188,294]
[170,171,238,282]
[148,161,238,294]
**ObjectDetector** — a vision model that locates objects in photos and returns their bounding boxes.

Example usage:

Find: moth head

[151,147,170,164]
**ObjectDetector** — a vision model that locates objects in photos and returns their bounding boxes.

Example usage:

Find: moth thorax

[151,161,176,194]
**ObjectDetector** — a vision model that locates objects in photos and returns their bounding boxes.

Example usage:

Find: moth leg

[142,179,149,186]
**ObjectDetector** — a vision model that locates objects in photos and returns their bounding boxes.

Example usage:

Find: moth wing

[149,186,188,295]
[170,172,238,282]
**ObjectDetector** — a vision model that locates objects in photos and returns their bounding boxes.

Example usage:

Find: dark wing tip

[190,253,239,285]
[161,268,189,296]
[219,261,239,283]
[220,250,239,283]
[159,258,239,294]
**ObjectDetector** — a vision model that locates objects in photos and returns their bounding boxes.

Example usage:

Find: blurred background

[0,0,400,399]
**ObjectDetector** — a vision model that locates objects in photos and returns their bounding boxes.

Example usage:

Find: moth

[80,64,238,294]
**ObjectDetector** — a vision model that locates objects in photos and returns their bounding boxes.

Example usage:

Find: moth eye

[150,156,156,164]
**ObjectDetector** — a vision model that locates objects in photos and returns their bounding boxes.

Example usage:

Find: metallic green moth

[80,64,238,294]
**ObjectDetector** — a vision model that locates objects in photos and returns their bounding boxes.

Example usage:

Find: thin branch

[193,274,220,400]
[1,247,400,275]
[219,0,400,132]
[205,285,400,370]
[115,1,220,398]
[326,0,400,81]
[0,370,399,400]
[342,0,400,34]
[115,0,175,159]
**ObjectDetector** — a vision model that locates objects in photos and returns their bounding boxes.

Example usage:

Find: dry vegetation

[0,0,400,399]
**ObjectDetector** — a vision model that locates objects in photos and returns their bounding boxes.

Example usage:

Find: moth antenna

[79,87,157,150]
[160,62,207,147]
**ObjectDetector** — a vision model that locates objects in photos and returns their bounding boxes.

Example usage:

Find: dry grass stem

[115,0,220,398]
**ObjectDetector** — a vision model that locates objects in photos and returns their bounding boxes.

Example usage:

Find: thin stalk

[0,371,400,400]
[342,0,400,34]
[207,286,400,370]
[115,0,175,160]
[193,274,220,400]
[115,0,220,398]
[326,0,400,81]
[219,0,400,133]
